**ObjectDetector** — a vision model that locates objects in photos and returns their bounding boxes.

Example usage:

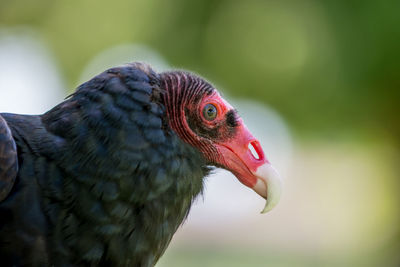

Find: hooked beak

[253,163,282,213]
[216,122,282,213]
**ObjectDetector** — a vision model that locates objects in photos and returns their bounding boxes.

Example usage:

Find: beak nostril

[248,141,261,160]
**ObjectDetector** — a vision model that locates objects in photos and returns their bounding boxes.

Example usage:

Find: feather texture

[0,63,209,266]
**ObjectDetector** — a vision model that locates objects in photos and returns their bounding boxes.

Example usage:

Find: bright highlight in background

[0,30,64,114]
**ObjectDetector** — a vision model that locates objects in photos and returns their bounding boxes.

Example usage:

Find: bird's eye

[203,104,217,121]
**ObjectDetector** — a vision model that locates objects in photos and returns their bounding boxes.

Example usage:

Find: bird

[0,62,281,266]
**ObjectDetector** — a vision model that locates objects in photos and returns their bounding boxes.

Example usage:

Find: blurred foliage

[0,0,399,143]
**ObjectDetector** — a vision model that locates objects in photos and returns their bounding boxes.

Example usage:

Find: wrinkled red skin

[162,72,268,190]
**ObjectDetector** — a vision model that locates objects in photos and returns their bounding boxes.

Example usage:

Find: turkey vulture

[0,62,281,266]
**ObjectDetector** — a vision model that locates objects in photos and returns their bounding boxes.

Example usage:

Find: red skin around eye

[199,92,232,125]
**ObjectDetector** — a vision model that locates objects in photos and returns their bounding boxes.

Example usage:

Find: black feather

[0,63,209,266]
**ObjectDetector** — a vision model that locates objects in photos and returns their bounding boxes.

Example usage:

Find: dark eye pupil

[203,104,217,121]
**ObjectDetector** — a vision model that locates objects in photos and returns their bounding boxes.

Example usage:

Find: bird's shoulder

[39,63,207,201]
[36,64,209,265]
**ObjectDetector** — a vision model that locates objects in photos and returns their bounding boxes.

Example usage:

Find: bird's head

[160,71,281,213]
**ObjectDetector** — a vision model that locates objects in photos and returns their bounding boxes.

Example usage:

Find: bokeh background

[1,0,399,266]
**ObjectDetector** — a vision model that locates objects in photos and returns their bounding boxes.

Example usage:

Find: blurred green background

[0,0,399,266]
